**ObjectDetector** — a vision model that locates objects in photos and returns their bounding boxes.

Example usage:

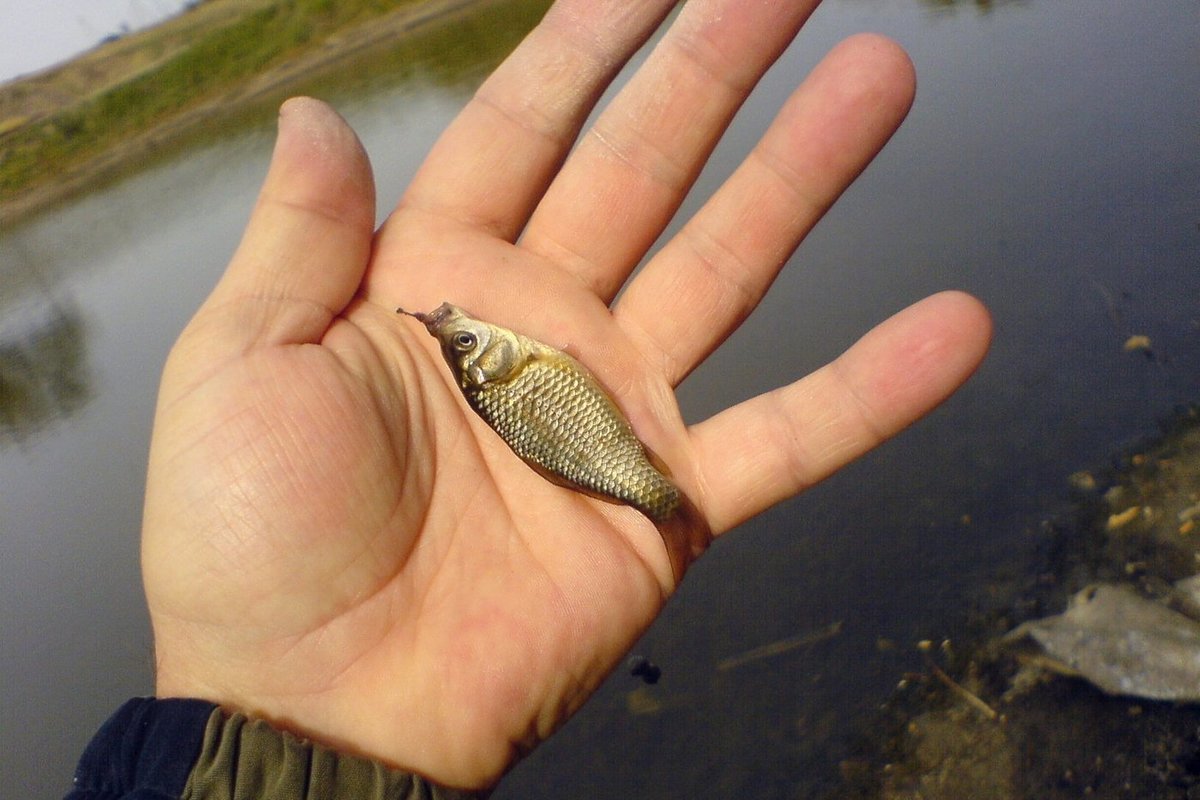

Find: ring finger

[615,34,916,385]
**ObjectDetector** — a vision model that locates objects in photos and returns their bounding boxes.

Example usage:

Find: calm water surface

[2,0,1198,796]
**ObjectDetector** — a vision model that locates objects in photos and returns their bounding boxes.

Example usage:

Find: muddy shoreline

[837,407,1200,799]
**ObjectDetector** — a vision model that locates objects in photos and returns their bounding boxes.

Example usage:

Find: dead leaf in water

[1006,584,1200,701]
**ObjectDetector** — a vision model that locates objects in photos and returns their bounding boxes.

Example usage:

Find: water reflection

[0,298,89,446]
[0,230,93,445]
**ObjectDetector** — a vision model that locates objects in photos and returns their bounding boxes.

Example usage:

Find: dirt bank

[0,0,533,225]
[837,408,1200,799]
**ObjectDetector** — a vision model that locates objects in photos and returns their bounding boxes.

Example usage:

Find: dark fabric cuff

[185,708,480,800]
[66,698,480,800]
[66,696,218,799]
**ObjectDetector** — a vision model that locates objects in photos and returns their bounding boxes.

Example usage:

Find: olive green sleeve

[182,708,480,800]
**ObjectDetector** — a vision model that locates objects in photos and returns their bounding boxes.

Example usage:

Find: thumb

[188,97,376,359]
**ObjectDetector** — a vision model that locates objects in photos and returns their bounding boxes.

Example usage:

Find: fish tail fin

[656,490,712,586]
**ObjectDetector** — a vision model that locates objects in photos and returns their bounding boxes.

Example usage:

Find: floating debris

[926,660,999,720]
[1105,505,1141,530]
[624,686,662,716]
[1122,334,1152,353]
[716,620,842,672]
[1068,470,1098,492]
[1006,583,1200,702]
[627,655,661,685]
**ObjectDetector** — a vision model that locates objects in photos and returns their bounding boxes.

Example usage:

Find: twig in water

[926,660,998,720]
[717,620,843,672]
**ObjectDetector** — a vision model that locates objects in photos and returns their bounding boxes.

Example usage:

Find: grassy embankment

[0,0,550,219]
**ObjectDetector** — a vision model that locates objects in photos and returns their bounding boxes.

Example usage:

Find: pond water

[2,0,1198,796]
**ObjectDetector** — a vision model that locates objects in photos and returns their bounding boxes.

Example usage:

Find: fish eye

[451,331,477,352]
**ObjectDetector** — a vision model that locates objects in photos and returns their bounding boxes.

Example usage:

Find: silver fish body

[399,303,680,522]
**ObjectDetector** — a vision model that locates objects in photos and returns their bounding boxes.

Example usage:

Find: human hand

[142,0,991,790]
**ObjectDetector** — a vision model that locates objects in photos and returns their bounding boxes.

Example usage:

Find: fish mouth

[396,301,459,331]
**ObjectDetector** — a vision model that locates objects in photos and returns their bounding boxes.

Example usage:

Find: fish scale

[468,355,681,521]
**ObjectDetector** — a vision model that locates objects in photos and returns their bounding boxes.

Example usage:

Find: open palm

[141,0,990,791]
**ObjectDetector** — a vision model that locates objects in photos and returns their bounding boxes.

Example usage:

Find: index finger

[392,0,676,241]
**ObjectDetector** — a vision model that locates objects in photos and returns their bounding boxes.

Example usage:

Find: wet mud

[836,408,1200,799]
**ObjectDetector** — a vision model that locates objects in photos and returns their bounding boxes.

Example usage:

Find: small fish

[397,302,682,522]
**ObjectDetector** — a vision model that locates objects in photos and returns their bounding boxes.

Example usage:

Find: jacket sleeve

[65,698,479,800]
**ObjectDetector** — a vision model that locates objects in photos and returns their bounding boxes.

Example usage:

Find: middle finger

[519,0,822,300]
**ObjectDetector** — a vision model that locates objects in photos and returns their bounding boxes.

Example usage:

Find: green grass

[302,0,552,96]
[0,0,522,200]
